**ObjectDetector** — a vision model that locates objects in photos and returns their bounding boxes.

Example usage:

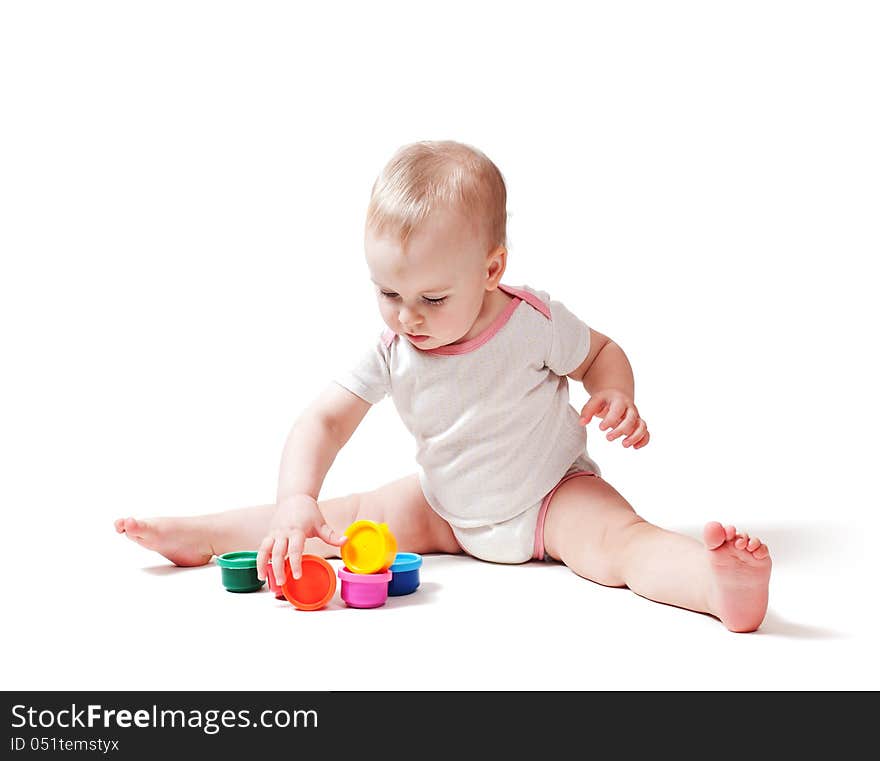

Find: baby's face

[365,207,495,349]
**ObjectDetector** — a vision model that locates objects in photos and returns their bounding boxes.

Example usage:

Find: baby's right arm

[256,382,372,585]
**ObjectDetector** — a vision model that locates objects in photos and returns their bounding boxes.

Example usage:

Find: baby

[116,140,771,632]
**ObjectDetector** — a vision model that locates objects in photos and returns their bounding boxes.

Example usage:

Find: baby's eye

[379,291,446,306]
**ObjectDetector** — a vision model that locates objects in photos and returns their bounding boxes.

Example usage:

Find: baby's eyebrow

[371,279,452,294]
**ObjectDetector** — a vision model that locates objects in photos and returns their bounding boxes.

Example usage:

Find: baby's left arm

[568,329,650,449]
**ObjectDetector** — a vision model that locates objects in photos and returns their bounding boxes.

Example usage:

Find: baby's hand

[579,389,650,449]
[256,494,346,586]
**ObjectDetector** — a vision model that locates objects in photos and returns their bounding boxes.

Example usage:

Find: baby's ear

[486,246,507,285]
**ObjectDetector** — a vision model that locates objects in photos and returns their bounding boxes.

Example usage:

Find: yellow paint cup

[340,520,398,574]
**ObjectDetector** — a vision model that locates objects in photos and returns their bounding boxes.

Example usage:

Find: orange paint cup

[280,555,337,611]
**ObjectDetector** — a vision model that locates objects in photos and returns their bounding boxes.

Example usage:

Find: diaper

[451,454,600,564]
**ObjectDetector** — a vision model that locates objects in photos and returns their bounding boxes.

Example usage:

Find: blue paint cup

[388,552,422,596]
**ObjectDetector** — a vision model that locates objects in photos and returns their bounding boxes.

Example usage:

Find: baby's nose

[399,305,422,325]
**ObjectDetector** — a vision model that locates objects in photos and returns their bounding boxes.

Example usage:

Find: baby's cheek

[432,310,454,333]
[451,305,475,330]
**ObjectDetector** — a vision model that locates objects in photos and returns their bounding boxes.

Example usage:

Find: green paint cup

[216,551,265,593]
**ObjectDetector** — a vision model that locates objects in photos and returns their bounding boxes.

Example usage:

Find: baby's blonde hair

[365,140,507,253]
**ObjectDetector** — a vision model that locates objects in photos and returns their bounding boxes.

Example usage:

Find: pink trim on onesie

[424,297,520,356]
[380,285,551,356]
[424,284,551,356]
[532,471,601,561]
[496,284,551,319]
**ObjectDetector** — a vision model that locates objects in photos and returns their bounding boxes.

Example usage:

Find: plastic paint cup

[265,563,287,600]
[281,555,337,611]
[217,551,265,593]
[388,552,423,596]
[338,567,392,608]
[340,520,398,574]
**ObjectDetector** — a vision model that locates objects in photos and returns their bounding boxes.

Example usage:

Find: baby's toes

[753,543,770,561]
[114,518,126,533]
[123,517,145,537]
[746,536,761,552]
[724,524,737,541]
[703,521,727,550]
[734,533,750,550]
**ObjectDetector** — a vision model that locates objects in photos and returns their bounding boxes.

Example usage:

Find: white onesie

[333,284,601,563]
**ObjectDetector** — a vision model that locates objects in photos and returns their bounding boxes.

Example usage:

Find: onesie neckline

[417,283,549,356]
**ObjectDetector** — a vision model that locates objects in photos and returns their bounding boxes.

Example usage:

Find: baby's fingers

[622,419,648,448]
[271,535,291,585]
[606,409,638,441]
[599,400,627,432]
[256,536,275,581]
[286,529,307,581]
[579,396,607,426]
[318,523,347,548]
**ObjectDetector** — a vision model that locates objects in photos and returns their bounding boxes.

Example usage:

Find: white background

[2,1,878,690]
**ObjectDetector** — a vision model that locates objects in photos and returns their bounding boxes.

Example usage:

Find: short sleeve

[545,296,591,376]
[333,335,391,405]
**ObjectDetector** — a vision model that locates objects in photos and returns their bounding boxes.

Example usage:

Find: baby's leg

[115,474,461,565]
[300,473,462,559]
[541,477,771,632]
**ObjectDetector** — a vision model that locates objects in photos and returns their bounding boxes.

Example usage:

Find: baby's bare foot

[115,516,214,567]
[703,521,772,633]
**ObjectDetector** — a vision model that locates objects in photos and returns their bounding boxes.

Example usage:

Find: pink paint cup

[338,567,392,609]
[265,563,287,600]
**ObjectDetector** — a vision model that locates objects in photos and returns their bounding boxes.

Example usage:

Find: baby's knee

[559,515,646,587]
[318,492,362,533]
[356,486,427,537]
[354,490,386,523]
[356,476,459,555]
